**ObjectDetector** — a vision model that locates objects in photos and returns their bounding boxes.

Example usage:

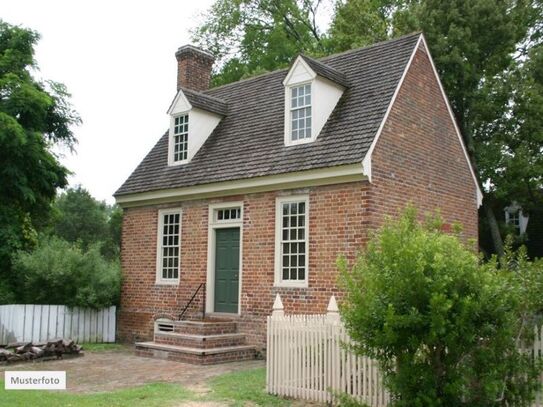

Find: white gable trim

[361,33,483,207]
[167,90,191,115]
[282,56,317,86]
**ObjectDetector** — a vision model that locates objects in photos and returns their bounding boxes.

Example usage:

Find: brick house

[114,33,482,364]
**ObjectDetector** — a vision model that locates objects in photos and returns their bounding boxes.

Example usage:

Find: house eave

[115,163,366,208]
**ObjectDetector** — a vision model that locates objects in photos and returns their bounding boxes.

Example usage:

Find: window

[506,209,521,234]
[275,196,308,287]
[290,84,312,142]
[156,209,181,283]
[216,207,241,222]
[173,115,188,162]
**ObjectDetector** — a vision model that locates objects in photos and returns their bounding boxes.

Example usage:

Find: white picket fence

[0,304,116,344]
[267,295,389,405]
[267,295,543,406]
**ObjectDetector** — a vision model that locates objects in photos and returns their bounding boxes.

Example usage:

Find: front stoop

[135,320,257,365]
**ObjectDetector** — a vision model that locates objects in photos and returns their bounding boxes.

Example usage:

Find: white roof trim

[116,163,366,207]
[166,89,192,115]
[282,56,317,86]
[361,33,483,207]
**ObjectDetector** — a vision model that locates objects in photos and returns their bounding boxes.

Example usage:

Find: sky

[2,0,217,203]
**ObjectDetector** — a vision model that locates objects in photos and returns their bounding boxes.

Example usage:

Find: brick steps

[135,341,256,365]
[171,320,237,335]
[154,332,246,348]
[135,319,256,365]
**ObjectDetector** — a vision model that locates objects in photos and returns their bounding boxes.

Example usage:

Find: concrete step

[135,341,256,365]
[154,332,246,349]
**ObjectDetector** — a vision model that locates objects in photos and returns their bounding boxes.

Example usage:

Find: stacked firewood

[0,339,82,363]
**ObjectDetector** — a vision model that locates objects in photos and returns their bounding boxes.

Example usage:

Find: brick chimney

[175,45,214,92]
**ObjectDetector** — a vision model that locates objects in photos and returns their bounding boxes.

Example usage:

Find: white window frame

[274,195,309,288]
[156,208,182,285]
[214,207,242,224]
[285,82,314,146]
[168,113,189,166]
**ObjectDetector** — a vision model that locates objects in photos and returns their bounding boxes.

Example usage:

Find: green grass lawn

[0,381,195,407]
[0,367,293,407]
[208,367,290,406]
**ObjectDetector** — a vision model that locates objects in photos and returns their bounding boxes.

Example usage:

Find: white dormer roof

[167,88,227,165]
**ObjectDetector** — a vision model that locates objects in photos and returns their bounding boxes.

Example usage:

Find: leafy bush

[13,236,120,308]
[339,207,542,406]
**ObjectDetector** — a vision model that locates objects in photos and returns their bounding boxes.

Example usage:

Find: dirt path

[0,345,264,394]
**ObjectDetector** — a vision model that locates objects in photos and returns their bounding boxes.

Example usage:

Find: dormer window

[167,87,227,167]
[173,114,189,162]
[290,84,312,142]
[283,55,348,147]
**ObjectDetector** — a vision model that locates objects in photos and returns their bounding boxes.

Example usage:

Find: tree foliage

[12,236,120,309]
[339,207,543,406]
[191,0,328,86]
[194,0,543,256]
[0,20,80,288]
[49,186,122,261]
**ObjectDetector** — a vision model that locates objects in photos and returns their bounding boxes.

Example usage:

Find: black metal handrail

[178,283,206,320]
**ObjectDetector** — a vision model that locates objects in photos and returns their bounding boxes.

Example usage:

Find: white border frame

[274,195,309,288]
[206,202,244,315]
[155,208,182,285]
[284,81,315,146]
[168,112,190,167]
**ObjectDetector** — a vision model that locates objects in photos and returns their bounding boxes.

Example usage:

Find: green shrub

[339,207,542,406]
[12,236,120,308]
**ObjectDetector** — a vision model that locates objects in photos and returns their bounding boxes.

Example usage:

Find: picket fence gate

[267,295,543,406]
[0,304,116,344]
[267,295,389,405]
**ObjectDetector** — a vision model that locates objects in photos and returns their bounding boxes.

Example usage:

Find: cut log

[62,339,74,348]
[6,342,28,350]
[15,343,33,354]
[7,353,23,362]
[30,347,44,357]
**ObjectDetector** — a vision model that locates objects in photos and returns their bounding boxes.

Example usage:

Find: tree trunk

[483,199,504,257]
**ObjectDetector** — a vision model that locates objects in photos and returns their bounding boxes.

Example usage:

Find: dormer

[283,55,349,146]
[167,45,227,166]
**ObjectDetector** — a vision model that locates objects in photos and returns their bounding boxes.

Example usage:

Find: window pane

[278,199,308,283]
[283,268,289,280]
[159,211,181,281]
[173,115,188,162]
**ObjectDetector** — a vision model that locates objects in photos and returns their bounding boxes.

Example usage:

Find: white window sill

[274,282,308,289]
[285,137,316,147]
[155,280,180,286]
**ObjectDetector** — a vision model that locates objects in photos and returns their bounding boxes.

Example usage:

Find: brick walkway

[0,345,264,394]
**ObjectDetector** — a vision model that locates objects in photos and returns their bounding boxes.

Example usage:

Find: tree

[0,20,80,300]
[49,186,122,260]
[12,237,121,308]
[328,0,543,256]
[339,207,543,406]
[51,186,108,249]
[191,0,329,86]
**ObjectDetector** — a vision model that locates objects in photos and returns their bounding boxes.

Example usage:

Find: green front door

[214,227,240,313]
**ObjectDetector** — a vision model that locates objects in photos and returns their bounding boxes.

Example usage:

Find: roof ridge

[205,32,422,94]
[320,32,422,62]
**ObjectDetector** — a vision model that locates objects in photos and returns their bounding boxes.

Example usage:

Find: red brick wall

[369,45,478,241]
[118,182,370,347]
